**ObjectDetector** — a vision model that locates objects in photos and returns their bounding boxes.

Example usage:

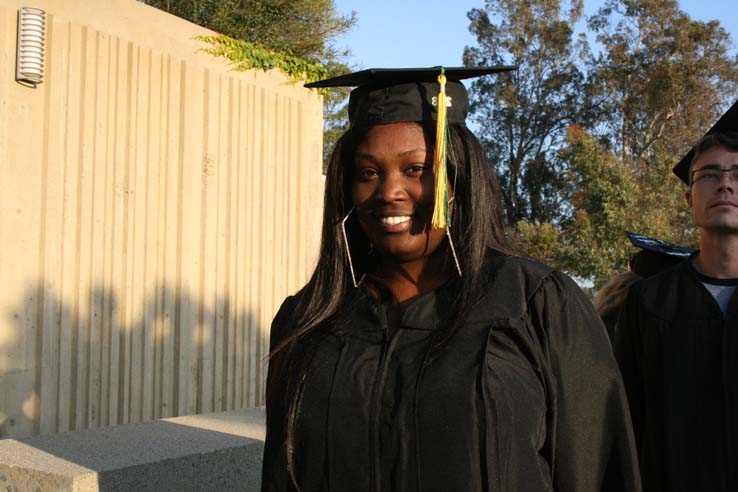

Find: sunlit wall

[0,0,324,438]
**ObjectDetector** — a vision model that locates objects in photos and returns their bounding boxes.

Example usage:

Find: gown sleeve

[262,296,298,492]
[264,295,298,410]
[529,271,641,492]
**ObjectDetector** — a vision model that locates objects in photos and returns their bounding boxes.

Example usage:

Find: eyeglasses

[691,166,738,186]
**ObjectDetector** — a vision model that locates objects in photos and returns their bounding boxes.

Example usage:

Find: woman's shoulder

[269,292,306,350]
[484,254,558,294]
[481,255,612,365]
[274,293,302,321]
[470,254,551,318]
[474,254,586,320]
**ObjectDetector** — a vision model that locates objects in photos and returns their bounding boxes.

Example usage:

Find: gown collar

[344,276,461,332]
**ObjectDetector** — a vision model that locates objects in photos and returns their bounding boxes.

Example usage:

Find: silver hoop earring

[446,227,462,277]
[341,207,366,288]
[445,196,462,277]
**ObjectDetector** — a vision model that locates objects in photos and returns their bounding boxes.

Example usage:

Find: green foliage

[510,127,697,288]
[559,129,639,285]
[562,128,701,288]
[509,221,570,267]
[144,0,355,62]
[197,35,327,83]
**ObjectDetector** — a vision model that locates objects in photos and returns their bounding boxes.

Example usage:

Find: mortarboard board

[673,99,738,184]
[626,231,694,277]
[306,66,515,229]
[304,66,515,128]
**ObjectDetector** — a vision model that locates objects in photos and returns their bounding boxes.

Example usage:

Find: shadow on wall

[0,280,268,439]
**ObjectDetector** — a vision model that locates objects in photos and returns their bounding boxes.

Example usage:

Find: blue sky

[333,0,738,69]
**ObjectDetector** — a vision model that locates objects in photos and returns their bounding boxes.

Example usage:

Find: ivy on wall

[197,35,327,85]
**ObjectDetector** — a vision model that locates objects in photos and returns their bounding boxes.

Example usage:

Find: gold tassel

[432,70,450,229]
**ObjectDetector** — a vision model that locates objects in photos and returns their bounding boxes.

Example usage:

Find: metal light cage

[16,7,46,85]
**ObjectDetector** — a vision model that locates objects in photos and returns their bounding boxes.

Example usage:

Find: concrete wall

[0,0,324,439]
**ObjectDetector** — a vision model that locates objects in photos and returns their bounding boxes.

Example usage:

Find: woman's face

[350,122,448,265]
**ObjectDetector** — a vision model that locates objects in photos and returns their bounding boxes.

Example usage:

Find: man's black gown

[616,259,738,491]
[263,255,641,491]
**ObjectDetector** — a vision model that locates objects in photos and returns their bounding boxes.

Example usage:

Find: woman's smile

[377,214,413,233]
[379,215,412,226]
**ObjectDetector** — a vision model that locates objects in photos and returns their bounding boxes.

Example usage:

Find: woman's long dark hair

[268,122,511,487]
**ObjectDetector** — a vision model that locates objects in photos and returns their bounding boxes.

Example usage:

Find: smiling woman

[261,67,642,492]
[351,123,448,272]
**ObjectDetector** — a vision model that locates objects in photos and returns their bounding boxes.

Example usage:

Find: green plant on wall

[197,35,328,84]
[198,35,351,172]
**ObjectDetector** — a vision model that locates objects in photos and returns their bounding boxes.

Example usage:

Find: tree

[586,0,738,166]
[560,126,653,286]
[464,0,590,226]
[144,0,355,62]
[511,123,698,289]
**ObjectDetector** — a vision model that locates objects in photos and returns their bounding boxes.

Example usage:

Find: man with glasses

[615,102,738,492]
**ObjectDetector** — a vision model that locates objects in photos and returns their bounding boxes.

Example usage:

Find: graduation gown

[263,255,641,492]
[615,259,738,491]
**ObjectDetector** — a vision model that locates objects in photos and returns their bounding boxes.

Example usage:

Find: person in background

[595,271,640,339]
[261,66,641,492]
[615,100,738,491]
[594,232,694,340]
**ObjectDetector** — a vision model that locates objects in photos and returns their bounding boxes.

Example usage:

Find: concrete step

[0,407,265,492]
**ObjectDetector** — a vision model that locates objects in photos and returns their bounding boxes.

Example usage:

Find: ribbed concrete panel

[0,0,324,439]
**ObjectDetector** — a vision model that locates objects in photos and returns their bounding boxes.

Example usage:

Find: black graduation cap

[673,100,738,184]
[305,66,515,128]
[626,231,695,277]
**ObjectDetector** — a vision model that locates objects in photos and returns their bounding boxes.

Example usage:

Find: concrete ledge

[0,407,265,492]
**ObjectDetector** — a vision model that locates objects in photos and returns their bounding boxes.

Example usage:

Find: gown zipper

[368,307,399,492]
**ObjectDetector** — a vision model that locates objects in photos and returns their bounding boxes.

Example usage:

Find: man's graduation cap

[673,100,738,184]
[306,66,515,229]
[626,231,694,277]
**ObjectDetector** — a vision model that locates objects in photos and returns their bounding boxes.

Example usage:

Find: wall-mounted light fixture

[16,7,46,86]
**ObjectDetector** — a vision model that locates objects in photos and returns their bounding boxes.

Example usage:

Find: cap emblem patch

[432,96,453,107]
